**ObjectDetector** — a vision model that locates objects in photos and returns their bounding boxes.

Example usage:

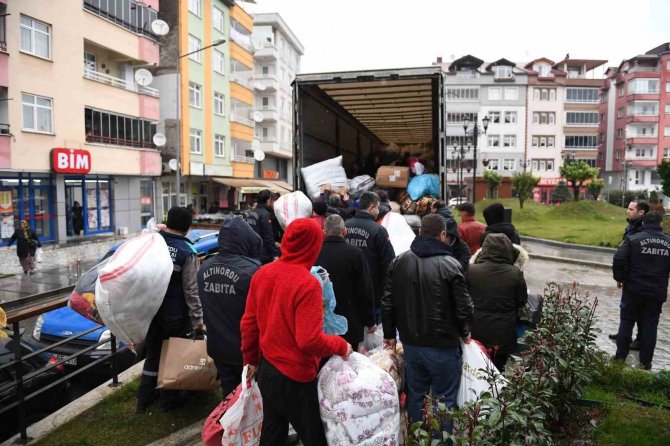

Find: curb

[528,253,611,270]
[1,361,145,446]
[145,420,203,446]
[520,235,617,253]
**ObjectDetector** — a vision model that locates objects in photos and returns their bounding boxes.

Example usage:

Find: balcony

[257,108,278,122]
[255,75,278,92]
[232,154,255,164]
[254,43,278,60]
[0,124,9,169]
[0,7,6,52]
[231,110,254,127]
[83,0,158,40]
[83,68,159,97]
[230,26,252,52]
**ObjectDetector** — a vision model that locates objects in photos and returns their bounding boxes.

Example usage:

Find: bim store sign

[51,148,92,174]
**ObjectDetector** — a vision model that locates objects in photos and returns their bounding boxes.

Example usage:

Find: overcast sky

[243,0,669,74]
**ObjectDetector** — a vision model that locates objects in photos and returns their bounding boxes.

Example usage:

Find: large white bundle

[301,156,348,199]
[95,233,173,350]
[348,175,375,193]
[318,353,399,446]
[367,346,404,393]
[380,212,416,256]
[274,191,313,230]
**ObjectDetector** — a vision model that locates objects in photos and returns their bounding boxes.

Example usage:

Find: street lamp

[462,115,490,202]
[451,142,470,198]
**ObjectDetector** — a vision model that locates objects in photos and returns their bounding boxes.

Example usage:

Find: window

[214,92,225,116]
[504,111,517,124]
[667,61,670,70]
[565,135,598,148]
[550,89,556,101]
[488,87,501,100]
[214,134,225,157]
[534,88,556,101]
[504,87,518,100]
[20,15,50,59]
[189,82,202,108]
[532,159,554,171]
[617,129,623,139]
[532,136,539,147]
[213,50,225,74]
[618,86,624,97]
[627,79,659,94]
[533,112,555,124]
[566,88,599,103]
[548,136,555,147]
[617,108,624,118]
[188,35,202,62]
[665,126,670,137]
[84,107,157,148]
[190,129,202,154]
[503,159,516,171]
[664,148,670,158]
[446,112,478,124]
[566,112,599,126]
[446,136,468,146]
[627,101,659,116]
[446,88,479,101]
[488,111,500,123]
[667,82,670,93]
[22,93,53,133]
[616,150,621,160]
[503,135,516,148]
[537,65,551,77]
[261,97,270,109]
[213,6,225,31]
[83,0,159,39]
[488,135,500,147]
[188,0,201,17]
[488,159,499,170]
[261,66,269,75]
[666,104,670,114]
[493,65,512,79]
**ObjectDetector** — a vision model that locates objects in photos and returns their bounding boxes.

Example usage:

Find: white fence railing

[83,68,159,97]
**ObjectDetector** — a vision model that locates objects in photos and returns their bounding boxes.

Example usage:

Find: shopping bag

[358,324,384,354]
[201,385,243,446]
[35,248,44,263]
[219,365,263,446]
[157,337,219,391]
[311,266,348,335]
[457,340,506,406]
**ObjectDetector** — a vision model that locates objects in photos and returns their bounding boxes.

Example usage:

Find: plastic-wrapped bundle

[358,324,384,354]
[379,212,416,256]
[318,353,400,446]
[301,156,348,199]
[68,259,109,324]
[274,191,313,230]
[348,175,376,193]
[367,346,404,393]
[311,266,348,335]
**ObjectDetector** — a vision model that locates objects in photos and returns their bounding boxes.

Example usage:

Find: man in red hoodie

[241,218,352,446]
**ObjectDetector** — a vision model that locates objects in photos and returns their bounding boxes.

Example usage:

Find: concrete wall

[113,176,142,234]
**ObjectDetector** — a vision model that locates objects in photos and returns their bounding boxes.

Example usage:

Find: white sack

[380,211,416,256]
[95,233,173,350]
[318,353,399,446]
[457,340,506,406]
[274,191,313,230]
[301,156,348,199]
[348,175,375,193]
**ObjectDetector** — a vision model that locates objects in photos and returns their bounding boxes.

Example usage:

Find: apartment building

[252,12,303,186]
[599,43,670,195]
[0,0,162,243]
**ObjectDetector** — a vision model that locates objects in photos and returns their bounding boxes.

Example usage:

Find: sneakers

[608,333,618,340]
[636,362,652,371]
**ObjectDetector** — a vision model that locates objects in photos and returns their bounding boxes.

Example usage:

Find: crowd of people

[133,190,668,445]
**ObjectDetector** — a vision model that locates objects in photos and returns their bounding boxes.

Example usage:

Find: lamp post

[174,38,226,206]
[463,115,490,202]
[451,142,470,198]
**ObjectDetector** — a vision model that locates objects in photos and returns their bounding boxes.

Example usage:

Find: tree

[484,169,503,198]
[587,178,605,201]
[657,160,670,197]
[559,161,599,201]
[551,181,571,203]
[511,171,540,209]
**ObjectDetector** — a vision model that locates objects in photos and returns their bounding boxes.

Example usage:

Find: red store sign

[51,148,92,174]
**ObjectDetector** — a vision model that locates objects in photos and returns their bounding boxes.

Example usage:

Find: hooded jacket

[468,234,528,356]
[613,223,670,301]
[160,230,203,326]
[198,217,262,365]
[445,217,471,273]
[241,218,348,382]
[458,216,486,254]
[345,210,396,306]
[382,235,474,349]
[481,203,521,245]
[248,203,281,264]
[316,236,375,348]
[622,218,644,241]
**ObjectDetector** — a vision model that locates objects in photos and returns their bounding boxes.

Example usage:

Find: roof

[449,54,484,72]
[253,12,305,54]
[553,59,607,71]
[524,58,555,69]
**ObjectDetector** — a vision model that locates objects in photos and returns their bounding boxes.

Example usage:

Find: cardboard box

[375,166,410,188]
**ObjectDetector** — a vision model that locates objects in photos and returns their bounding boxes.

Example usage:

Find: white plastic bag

[219,366,263,446]
[318,353,399,446]
[358,324,384,354]
[95,233,173,350]
[380,211,416,256]
[35,248,44,263]
[274,191,313,230]
[300,156,348,199]
[457,340,506,406]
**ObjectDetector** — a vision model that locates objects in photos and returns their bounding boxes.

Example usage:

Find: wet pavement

[524,256,669,371]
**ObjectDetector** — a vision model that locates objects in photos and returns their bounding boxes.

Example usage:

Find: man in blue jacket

[198,217,262,396]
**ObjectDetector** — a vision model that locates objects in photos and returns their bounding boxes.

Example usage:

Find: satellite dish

[253,82,266,91]
[134,68,153,86]
[251,139,261,150]
[253,150,265,161]
[152,132,166,147]
[252,41,263,51]
[151,19,170,36]
[168,159,179,171]
[252,111,264,123]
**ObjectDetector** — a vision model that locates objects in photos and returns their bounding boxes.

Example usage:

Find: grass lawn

[31,378,220,446]
[471,198,627,247]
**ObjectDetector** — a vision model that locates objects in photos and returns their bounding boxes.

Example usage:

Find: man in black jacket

[382,214,474,427]
[345,192,395,322]
[480,202,521,245]
[444,217,471,273]
[316,215,376,349]
[613,211,670,370]
[248,190,281,264]
[198,217,262,396]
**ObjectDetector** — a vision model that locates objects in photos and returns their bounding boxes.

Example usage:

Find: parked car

[0,336,72,442]
[449,197,467,208]
[32,229,220,373]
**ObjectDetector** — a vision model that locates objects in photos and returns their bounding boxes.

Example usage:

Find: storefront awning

[256,180,293,195]
[211,178,293,195]
[212,178,267,189]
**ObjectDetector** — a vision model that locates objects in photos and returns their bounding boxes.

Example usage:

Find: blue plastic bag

[407,174,440,201]
[311,266,348,335]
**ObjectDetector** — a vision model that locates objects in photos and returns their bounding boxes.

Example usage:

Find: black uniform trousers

[615,293,663,367]
[256,358,327,446]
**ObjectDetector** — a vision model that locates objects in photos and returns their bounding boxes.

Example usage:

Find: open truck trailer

[292,67,447,198]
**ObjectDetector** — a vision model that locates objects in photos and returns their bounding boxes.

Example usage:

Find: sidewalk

[521,236,615,268]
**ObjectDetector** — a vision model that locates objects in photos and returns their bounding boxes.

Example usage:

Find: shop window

[140,180,154,226]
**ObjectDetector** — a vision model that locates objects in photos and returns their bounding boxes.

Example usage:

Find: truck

[292,67,447,199]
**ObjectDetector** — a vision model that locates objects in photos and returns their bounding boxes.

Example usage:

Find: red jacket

[241,218,348,382]
[458,216,487,254]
